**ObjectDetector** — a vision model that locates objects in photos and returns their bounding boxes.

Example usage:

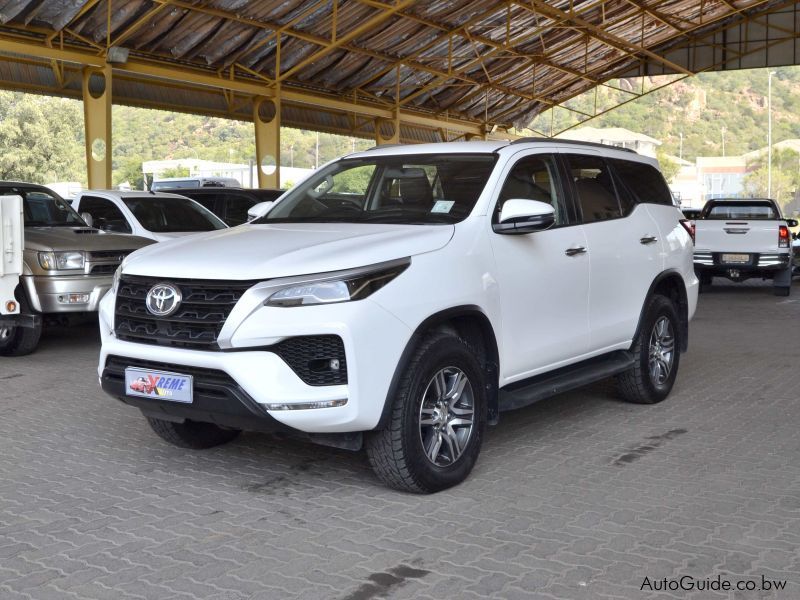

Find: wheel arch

[374,305,500,430]
[634,270,689,353]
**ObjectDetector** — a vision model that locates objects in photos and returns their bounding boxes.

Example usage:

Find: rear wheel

[0,320,42,357]
[617,295,680,404]
[366,332,486,493]
[145,416,240,449]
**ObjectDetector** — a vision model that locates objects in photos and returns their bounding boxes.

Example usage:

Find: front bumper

[97,289,412,433]
[24,274,112,313]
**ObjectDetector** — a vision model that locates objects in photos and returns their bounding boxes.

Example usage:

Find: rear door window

[564,154,623,223]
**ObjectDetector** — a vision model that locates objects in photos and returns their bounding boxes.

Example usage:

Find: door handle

[640,235,658,245]
[565,246,587,256]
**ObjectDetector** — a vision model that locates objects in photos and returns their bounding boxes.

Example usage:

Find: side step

[498,350,634,412]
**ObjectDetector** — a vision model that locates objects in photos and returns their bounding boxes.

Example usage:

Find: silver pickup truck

[0,182,152,356]
[693,197,798,296]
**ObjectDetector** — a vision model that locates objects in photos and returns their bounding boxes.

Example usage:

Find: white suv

[98,140,698,493]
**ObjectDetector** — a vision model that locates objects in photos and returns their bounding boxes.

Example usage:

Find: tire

[773,286,790,297]
[366,331,487,493]
[145,416,240,449]
[0,320,42,357]
[617,295,681,405]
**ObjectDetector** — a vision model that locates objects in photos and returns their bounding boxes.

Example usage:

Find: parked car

[681,207,702,220]
[150,176,241,191]
[792,231,800,276]
[98,139,698,493]
[156,187,284,226]
[693,197,797,295]
[0,182,152,356]
[72,190,228,242]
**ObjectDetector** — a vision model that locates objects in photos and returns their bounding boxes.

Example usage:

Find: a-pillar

[254,96,280,188]
[375,113,400,145]
[82,65,112,189]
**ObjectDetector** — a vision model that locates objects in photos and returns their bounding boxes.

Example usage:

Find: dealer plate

[721,253,750,264]
[124,367,193,403]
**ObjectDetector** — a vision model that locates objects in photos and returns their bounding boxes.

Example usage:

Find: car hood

[24,227,153,252]
[123,223,455,280]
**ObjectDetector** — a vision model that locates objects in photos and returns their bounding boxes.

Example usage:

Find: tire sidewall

[638,296,681,401]
[397,335,487,493]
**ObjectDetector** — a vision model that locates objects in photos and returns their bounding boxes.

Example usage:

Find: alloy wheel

[418,367,475,467]
[648,316,675,386]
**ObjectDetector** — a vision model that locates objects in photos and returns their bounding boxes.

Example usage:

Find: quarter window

[565,154,623,223]
[610,159,673,206]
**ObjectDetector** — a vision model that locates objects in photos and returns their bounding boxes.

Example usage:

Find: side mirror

[247,201,274,221]
[80,212,93,228]
[792,232,799,240]
[493,199,556,234]
[786,218,798,228]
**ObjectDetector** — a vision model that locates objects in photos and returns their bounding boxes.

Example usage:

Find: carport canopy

[0,0,798,188]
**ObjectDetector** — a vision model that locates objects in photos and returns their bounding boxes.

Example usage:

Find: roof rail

[509,137,638,154]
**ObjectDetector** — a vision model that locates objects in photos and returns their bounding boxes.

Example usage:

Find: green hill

[1,65,799,188]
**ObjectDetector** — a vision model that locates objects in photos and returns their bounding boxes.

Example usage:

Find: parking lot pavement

[1,282,799,600]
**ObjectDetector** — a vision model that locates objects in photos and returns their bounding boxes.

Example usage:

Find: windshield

[6,186,88,227]
[703,201,778,220]
[256,154,497,225]
[121,197,227,232]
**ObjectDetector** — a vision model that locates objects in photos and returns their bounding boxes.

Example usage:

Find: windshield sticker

[431,200,455,214]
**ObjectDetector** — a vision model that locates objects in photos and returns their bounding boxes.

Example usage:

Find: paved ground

[1,280,799,600]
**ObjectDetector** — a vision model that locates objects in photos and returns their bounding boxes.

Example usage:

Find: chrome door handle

[640,236,658,245]
[565,246,587,256]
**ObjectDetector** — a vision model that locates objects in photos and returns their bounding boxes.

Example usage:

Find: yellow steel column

[375,112,400,145]
[82,65,112,189]
[254,96,281,188]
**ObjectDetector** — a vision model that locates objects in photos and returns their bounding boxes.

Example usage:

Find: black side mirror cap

[786,218,798,228]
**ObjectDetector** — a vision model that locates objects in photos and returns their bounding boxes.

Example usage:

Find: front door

[488,152,591,383]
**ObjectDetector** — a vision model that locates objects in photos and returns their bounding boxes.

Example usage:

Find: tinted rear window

[610,159,673,206]
[703,201,777,220]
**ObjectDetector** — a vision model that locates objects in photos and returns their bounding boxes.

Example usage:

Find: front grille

[114,275,256,349]
[274,335,347,386]
[88,250,132,261]
[90,264,117,275]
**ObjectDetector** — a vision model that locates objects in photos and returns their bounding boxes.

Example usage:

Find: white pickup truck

[693,198,797,296]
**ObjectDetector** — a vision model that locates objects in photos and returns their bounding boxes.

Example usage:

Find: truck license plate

[722,253,749,264]
[125,367,193,403]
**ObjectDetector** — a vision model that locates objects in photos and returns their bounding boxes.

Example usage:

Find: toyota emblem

[145,283,182,317]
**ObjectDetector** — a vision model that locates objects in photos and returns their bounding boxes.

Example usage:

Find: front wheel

[617,295,681,404]
[366,332,487,493]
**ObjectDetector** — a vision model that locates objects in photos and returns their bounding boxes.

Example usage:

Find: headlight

[265,259,409,307]
[38,251,85,271]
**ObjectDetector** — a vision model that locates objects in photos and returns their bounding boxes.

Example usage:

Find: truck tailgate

[695,220,780,253]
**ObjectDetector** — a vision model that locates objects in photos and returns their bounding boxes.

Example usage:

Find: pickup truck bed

[693,198,795,296]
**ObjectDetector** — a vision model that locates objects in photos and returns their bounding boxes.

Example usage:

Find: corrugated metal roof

[0,0,795,140]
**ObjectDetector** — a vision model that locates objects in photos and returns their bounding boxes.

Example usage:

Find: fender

[632,269,689,353]
[373,305,500,430]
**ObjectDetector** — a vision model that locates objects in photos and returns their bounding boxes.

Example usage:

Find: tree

[743,147,800,208]
[160,165,190,178]
[0,92,85,184]
[656,151,681,183]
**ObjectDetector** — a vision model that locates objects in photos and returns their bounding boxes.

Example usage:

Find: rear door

[489,152,591,379]
[562,152,662,351]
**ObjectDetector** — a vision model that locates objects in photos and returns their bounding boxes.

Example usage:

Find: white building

[141,159,313,189]
[556,126,661,157]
